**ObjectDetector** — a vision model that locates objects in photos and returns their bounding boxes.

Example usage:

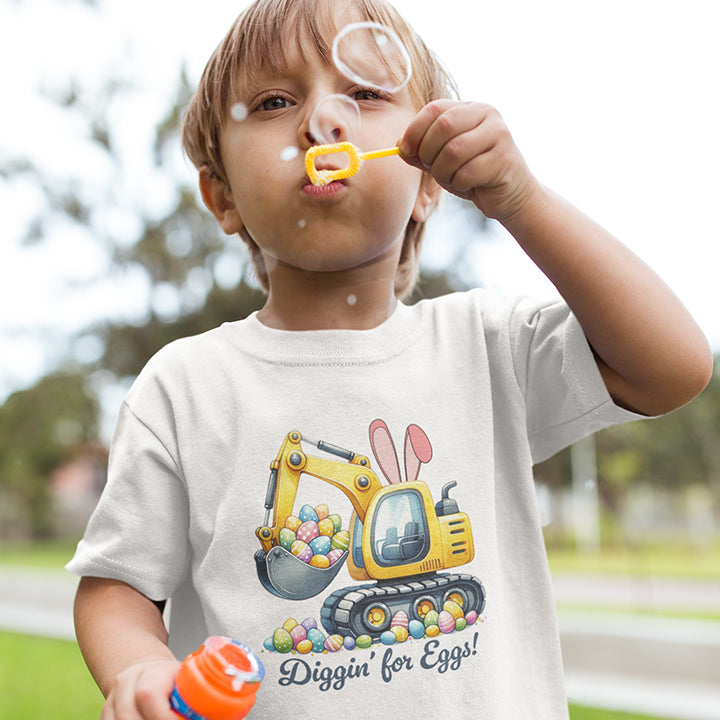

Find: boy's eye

[259,96,291,111]
[353,89,382,102]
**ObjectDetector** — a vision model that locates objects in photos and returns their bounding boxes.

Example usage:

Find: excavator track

[320,572,485,641]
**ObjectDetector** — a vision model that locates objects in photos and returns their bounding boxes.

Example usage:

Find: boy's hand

[100,656,180,720]
[399,100,541,223]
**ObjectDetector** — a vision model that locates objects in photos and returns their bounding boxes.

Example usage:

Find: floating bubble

[230,102,248,122]
[308,94,361,146]
[332,22,412,94]
[298,219,306,229]
[280,145,299,161]
[347,294,357,306]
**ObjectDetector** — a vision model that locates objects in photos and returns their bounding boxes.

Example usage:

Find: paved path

[2,566,720,718]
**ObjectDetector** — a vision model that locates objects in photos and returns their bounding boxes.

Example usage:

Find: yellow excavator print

[255,429,486,640]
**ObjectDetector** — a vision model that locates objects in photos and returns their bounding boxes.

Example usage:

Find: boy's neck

[257,270,399,331]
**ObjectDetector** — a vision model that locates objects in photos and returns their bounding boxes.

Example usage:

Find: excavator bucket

[254,546,348,601]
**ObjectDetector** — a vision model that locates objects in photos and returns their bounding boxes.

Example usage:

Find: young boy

[67,0,712,718]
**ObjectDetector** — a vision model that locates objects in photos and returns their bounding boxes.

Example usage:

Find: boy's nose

[299,94,361,148]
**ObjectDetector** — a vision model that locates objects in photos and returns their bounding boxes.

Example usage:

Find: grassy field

[0,631,675,720]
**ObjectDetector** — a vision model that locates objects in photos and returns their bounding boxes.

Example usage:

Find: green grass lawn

[0,631,675,720]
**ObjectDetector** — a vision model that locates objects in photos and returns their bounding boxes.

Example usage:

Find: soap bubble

[230,102,248,122]
[332,22,412,94]
[347,294,357,306]
[280,145,299,161]
[309,94,361,145]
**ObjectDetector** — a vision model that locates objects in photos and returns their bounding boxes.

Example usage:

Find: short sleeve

[66,399,191,601]
[509,298,646,463]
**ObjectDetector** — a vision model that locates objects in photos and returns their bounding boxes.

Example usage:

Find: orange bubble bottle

[170,636,265,720]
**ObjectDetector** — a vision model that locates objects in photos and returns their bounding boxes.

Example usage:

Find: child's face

[211,30,430,281]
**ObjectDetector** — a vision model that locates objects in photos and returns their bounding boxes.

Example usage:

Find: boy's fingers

[134,661,181,720]
[399,99,456,161]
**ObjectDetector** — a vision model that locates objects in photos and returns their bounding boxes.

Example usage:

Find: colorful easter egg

[465,610,478,626]
[331,530,350,551]
[309,554,330,568]
[307,627,326,653]
[443,600,464,620]
[318,517,335,537]
[392,626,409,643]
[355,634,373,649]
[425,624,440,637]
[290,624,307,647]
[282,617,298,633]
[263,636,275,652]
[309,535,332,556]
[380,631,396,645]
[423,609,439,628]
[324,634,344,652]
[343,636,356,650]
[438,610,456,634]
[285,515,302,532]
[314,503,330,520]
[455,617,467,632]
[290,539,312,563]
[298,504,319,523]
[273,627,293,653]
[328,513,342,533]
[278,527,296,551]
[408,620,426,639]
[296,639,313,654]
[301,617,317,631]
[390,610,409,630]
[297,520,320,544]
[327,548,345,565]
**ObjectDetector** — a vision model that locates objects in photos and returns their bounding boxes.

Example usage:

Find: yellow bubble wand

[305,142,400,186]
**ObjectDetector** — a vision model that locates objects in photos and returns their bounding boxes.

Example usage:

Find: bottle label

[170,687,209,720]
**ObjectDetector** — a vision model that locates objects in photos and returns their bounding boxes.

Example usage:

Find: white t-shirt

[68,290,643,719]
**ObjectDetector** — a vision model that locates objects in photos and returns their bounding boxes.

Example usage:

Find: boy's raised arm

[74,577,180,720]
[400,100,713,416]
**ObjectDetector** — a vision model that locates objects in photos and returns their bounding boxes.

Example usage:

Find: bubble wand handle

[359,146,400,161]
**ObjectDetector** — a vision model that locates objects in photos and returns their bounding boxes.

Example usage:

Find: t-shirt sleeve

[66,397,191,601]
[509,297,647,464]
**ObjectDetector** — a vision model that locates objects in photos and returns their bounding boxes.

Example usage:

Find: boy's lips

[301,178,347,197]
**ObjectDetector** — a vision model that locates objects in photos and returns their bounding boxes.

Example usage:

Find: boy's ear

[199,167,243,235]
[412,173,442,223]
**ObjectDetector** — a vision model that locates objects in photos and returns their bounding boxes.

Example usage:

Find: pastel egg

[309,535,332,556]
[328,514,342,533]
[343,636,356,650]
[296,639,313,654]
[298,504,319,523]
[380,630,396,645]
[324,634,344,652]
[331,530,350,551]
[465,610,478,626]
[408,620,426,639]
[355,634,373,649]
[285,515,302,532]
[392,626,408,643]
[390,610,409,630]
[443,600,464,620]
[327,548,345,565]
[424,609,439,628]
[263,636,275,652]
[438,610,456,634]
[425,624,440,637]
[307,628,326,653]
[318,517,335,537]
[273,627,293,653]
[314,503,330,520]
[297,520,320,543]
[301,617,317,631]
[455,617,467,632]
[290,539,313,563]
[278,527,296,551]
[282,617,298,633]
[308,554,330,568]
[290,624,307,646]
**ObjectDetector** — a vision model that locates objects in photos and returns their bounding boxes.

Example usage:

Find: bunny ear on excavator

[404,424,433,482]
[369,419,402,484]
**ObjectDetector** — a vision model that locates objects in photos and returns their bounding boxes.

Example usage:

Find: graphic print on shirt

[255,420,486,656]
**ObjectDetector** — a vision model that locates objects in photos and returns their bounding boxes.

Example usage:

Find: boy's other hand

[399,99,541,223]
[100,656,181,720]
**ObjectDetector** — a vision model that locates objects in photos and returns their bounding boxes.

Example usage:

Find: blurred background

[1,0,719,718]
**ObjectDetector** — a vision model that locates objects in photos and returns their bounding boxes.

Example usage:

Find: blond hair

[182,0,457,298]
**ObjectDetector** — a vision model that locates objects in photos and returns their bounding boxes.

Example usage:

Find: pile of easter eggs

[263,601,480,654]
[279,503,350,569]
